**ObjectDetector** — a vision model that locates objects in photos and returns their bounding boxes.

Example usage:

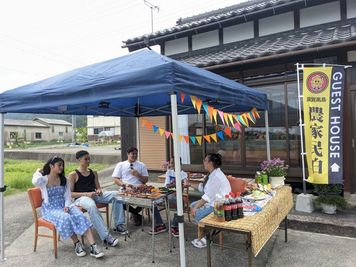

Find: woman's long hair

[42,156,66,186]
[202,153,222,189]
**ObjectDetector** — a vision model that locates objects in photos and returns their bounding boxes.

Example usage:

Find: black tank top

[74,169,96,193]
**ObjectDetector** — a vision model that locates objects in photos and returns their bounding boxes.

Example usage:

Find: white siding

[192,30,219,50]
[259,12,294,36]
[300,1,341,28]
[223,21,254,44]
[347,0,356,18]
[164,37,189,55]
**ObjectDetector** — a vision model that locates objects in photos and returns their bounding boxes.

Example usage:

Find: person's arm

[190,198,208,217]
[64,179,72,208]
[93,171,103,196]
[113,177,125,186]
[32,169,46,187]
[68,171,96,199]
[112,163,125,186]
[131,169,148,184]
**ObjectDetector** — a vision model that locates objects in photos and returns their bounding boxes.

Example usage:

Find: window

[65,126,68,133]
[52,126,54,133]
[93,128,103,135]
[58,132,63,137]
[35,132,42,139]
[10,132,18,139]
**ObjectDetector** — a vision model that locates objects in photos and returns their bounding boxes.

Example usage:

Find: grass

[4,159,109,196]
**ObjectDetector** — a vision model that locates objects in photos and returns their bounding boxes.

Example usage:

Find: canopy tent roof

[0,49,267,116]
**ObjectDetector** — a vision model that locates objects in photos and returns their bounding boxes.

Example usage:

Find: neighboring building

[123,0,356,194]
[87,116,121,141]
[4,118,72,143]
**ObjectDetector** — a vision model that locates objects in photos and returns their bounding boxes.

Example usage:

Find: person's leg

[95,191,125,226]
[74,196,108,241]
[194,205,214,223]
[153,207,164,226]
[83,228,105,259]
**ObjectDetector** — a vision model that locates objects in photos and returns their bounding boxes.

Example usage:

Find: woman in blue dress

[32,156,104,258]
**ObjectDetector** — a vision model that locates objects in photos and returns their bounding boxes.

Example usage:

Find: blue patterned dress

[42,186,92,240]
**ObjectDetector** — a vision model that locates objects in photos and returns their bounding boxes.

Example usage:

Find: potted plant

[260,158,288,189]
[313,184,347,214]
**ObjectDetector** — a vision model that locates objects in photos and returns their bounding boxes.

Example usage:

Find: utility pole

[144,0,159,33]
[72,115,76,144]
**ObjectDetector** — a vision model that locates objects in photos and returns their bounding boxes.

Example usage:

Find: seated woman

[164,157,188,237]
[32,156,104,258]
[189,153,231,249]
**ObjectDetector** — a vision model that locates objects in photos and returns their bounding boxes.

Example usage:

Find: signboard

[303,67,345,184]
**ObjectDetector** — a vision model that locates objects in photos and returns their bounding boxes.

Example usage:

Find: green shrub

[314,195,347,209]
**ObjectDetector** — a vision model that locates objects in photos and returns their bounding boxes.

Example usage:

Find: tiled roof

[4,119,48,128]
[124,0,300,45]
[34,118,72,126]
[170,21,356,67]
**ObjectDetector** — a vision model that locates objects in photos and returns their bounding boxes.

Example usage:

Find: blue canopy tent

[0,49,268,266]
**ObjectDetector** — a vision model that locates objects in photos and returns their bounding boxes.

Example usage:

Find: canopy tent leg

[265,110,271,161]
[136,117,141,161]
[0,113,6,262]
[170,93,186,267]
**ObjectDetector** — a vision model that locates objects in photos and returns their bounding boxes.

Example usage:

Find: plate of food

[242,190,267,201]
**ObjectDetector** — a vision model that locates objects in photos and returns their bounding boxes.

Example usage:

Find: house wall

[87,115,121,141]
[300,1,341,28]
[47,125,72,141]
[138,116,166,170]
[223,21,254,44]
[165,37,189,56]
[259,12,294,36]
[4,126,49,142]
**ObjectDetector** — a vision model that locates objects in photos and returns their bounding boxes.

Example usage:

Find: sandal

[191,237,207,248]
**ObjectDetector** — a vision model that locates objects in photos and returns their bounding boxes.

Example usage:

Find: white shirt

[112,160,149,186]
[164,169,188,186]
[32,171,72,207]
[198,168,231,207]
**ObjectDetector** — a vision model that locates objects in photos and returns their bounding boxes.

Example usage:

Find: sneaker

[132,214,142,226]
[104,234,119,247]
[171,227,179,238]
[113,224,128,235]
[90,244,105,259]
[148,224,167,235]
[74,241,86,257]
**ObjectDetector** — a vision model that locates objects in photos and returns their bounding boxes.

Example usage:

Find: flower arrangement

[260,158,288,177]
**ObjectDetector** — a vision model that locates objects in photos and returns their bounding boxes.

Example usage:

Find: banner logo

[306,72,329,93]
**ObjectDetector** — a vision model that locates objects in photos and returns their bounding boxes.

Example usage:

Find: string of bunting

[140,93,261,145]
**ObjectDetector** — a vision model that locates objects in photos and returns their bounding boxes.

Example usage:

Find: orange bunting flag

[141,119,147,127]
[228,114,235,126]
[204,135,211,143]
[179,135,183,141]
[224,127,232,138]
[210,133,217,143]
[196,98,202,114]
[196,136,202,145]
[218,110,225,125]
[159,128,165,136]
[190,96,197,109]
[252,108,260,119]
[207,105,214,122]
[212,109,218,124]
[223,113,229,126]
[146,122,152,130]
[180,93,186,104]
[184,135,189,144]
[164,131,171,139]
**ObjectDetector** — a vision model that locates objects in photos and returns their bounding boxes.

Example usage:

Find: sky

[0,0,244,93]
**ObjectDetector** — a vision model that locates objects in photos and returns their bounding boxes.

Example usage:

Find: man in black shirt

[68,150,127,247]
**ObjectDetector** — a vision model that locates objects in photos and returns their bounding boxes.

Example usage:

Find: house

[122,0,356,194]
[4,118,72,143]
[87,116,121,141]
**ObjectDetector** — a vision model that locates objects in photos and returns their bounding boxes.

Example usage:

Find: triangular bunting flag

[233,114,238,123]
[247,112,256,124]
[179,135,183,141]
[203,103,209,114]
[146,122,152,130]
[212,109,218,124]
[223,113,230,126]
[218,110,225,125]
[252,108,260,119]
[224,127,232,138]
[242,113,249,127]
[180,92,186,104]
[141,119,147,127]
[189,136,196,144]
[204,135,211,143]
[217,131,224,141]
[159,128,165,136]
[196,136,202,145]
[228,114,235,126]
[207,106,214,122]
[165,131,171,139]
[190,96,197,109]
[210,133,217,142]
[233,122,242,132]
[196,98,202,114]
[152,125,159,133]
[184,135,189,144]
[237,115,247,127]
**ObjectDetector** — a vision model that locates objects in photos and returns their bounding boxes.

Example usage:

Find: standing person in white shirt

[164,157,188,237]
[189,153,231,249]
[112,147,167,234]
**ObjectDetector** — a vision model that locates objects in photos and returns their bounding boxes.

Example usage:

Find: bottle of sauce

[224,194,232,221]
